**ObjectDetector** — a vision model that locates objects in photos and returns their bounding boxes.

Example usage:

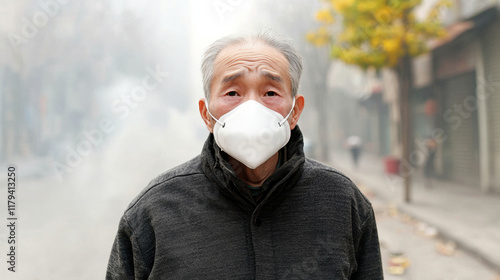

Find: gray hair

[201,31,303,101]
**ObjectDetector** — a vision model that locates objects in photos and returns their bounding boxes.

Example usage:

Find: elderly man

[106,32,383,279]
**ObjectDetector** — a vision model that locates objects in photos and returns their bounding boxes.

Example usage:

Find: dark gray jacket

[106,127,383,279]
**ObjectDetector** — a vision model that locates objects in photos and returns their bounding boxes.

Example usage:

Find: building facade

[410,1,500,192]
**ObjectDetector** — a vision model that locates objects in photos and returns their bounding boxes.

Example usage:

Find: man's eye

[265,91,277,96]
[227,91,238,96]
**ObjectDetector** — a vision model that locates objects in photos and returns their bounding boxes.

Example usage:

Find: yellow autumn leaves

[315,9,335,24]
[307,0,451,68]
[331,0,355,12]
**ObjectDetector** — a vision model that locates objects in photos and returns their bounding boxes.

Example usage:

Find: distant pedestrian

[347,135,362,169]
[423,138,437,188]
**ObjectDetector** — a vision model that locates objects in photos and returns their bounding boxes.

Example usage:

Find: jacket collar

[201,126,306,214]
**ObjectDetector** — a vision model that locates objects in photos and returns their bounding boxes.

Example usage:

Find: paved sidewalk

[327,150,500,274]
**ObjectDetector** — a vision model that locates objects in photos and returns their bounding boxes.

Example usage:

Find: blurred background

[0,0,499,279]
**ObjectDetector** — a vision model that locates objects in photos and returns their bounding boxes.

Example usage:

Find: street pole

[400,11,413,203]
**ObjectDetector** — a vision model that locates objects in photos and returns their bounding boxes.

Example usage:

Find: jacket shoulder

[302,158,373,211]
[124,156,204,213]
[303,158,354,184]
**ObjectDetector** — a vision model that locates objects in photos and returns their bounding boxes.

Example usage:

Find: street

[360,182,500,280]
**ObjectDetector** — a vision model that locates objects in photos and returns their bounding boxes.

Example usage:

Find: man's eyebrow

[260,71,283,83]
[222,72,243,83]
[221,70,283,83]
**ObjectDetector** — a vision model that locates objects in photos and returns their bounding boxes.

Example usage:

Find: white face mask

[206,98,295,169]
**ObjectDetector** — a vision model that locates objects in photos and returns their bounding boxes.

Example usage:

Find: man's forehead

[214,42,288,67]
[213,44,289,86]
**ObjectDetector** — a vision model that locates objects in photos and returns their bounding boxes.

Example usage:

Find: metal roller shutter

[482,18,500,191]
[441,72,480,187]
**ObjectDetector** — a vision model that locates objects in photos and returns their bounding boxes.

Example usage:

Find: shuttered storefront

[482,17,500,191]
[440,72,480,187]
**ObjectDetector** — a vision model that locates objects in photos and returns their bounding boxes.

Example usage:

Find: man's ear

[198,98,214,133]
[290,94,305,130]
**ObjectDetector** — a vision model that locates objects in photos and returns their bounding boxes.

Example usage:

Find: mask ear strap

[205,101,226,128]
[279,97,296,127]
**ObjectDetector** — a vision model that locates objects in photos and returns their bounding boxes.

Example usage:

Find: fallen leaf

[387,265,406,275]
[436,240,457,256]
[389,255,411,268]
